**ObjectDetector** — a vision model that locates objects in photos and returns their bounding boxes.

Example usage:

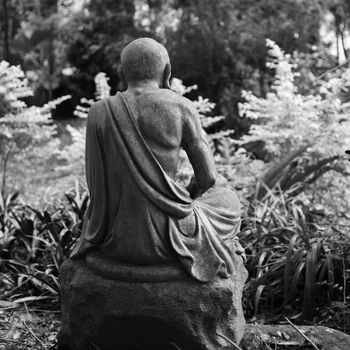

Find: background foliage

[0,0,350,339]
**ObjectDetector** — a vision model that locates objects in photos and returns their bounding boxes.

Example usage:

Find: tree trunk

[339,26,349,59]
[2,0,10,62]
[48,32,54,101]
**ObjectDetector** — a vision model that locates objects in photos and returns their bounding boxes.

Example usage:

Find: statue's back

[120,89,189,178]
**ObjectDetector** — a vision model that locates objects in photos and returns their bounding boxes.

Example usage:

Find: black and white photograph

[0,0,349,349]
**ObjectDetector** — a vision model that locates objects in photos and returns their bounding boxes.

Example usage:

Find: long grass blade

[288,261,306,304]
[283,234,299,306]
[285,317,320,350]
[326,254,334,302]
[302,243,319,319]
[217,333,243,350]
[254,284,266,318]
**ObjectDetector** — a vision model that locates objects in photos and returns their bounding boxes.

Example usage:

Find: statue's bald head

[121,38,170,84]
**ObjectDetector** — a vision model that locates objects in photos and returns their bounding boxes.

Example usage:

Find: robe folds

[71,92,242,282]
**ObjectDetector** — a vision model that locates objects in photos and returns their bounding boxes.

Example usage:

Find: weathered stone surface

[58,257,248,350]
[86,251,188,282]
[241,324,350,350]
[59,38,248,349]
[70,37,245,282]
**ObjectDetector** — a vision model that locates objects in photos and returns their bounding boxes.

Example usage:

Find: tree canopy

[1,0,348,130]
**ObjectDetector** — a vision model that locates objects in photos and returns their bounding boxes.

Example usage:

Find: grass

[1,308,346,350]
[240,186,350,330]
[0,304,59,350]
[0,185,83,306]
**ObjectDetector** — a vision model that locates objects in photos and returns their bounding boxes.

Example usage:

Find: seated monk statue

[70,37,245,282]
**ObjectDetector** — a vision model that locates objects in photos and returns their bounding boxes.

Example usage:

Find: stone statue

[70,37,245,281]
[58,38,247,350]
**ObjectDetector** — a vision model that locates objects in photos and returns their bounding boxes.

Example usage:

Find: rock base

[58,257,247,350]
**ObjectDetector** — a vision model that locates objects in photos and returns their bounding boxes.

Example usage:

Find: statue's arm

[85,102,104,194]
[85,104,98,192]
[181,105,216,199]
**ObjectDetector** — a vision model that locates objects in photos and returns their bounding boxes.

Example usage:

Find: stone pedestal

[58,255,247,350]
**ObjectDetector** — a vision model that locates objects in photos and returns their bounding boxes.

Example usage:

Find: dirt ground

[1,305,350,350]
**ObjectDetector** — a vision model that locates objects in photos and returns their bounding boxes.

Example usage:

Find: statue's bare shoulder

[120,89,198,149]
[149,88,201,131]
[121,88,204,154]
[86,100,106,130]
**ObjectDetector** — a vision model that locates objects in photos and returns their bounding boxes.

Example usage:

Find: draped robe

[71,92,242,282]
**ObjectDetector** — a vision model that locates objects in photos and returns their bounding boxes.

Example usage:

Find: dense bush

[241,187,349,324]
[0,60,70,198]
[0,182,87,306]
[235,40,350,326]
[238,39,350,197]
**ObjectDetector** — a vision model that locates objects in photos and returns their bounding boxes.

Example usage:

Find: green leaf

[283,234,299,306]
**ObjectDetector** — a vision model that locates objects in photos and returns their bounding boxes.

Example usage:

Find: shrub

[241,187,350,322]
[0,60,70,197]
[234,40,350,326]
[237,39,350,198]
[0,181,87,306]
